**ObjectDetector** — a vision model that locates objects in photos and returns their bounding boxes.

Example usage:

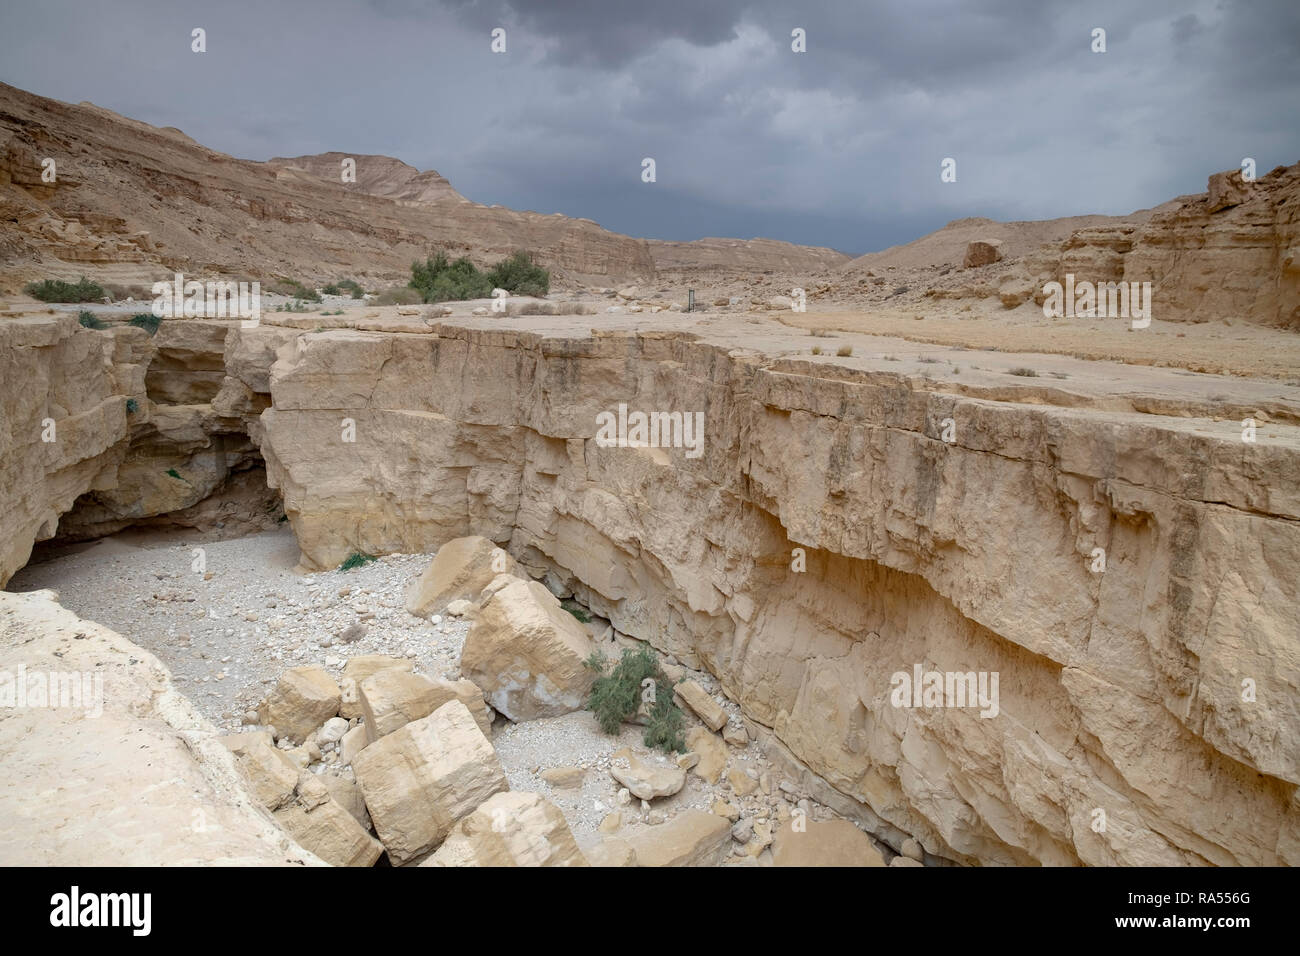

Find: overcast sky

[1,0,1296,255]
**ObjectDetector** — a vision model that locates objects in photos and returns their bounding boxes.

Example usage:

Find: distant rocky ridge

[0,81,850,290]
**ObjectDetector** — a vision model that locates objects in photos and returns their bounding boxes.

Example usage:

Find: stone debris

[352,700,508,864]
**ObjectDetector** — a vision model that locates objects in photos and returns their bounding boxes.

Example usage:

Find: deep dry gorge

[2,300,1296,867]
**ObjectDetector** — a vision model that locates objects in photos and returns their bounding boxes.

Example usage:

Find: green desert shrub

[1009,367,1038,377]
[339,551,376,571]
[408,250,550,303]
[486,250,550,298]
[409,253,492,303]
[78,310,108,329]
[584,645,686,753]
[336,278,366,298]
[125,398,139,414]
[128,312,162,335]
[27,276,106,303]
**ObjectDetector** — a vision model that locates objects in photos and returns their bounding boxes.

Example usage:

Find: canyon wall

[246,317,1300,866]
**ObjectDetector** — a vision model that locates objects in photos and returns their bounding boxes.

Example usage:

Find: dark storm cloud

[0,0,1297,256]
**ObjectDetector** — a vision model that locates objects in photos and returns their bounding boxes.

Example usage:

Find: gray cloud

[1,0,1296,256]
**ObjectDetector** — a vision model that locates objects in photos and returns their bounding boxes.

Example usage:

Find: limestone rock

[624,810,731,867]
[891,856,925,867]
[586,840,637,867]
[685,726,728,784]
[404,535,521,617]
[772,819,886,867]
[722,723,748,748]
[728,766,758,797]
[339,723,369,766]
[540,766,586,789]
[360,669,492,742]
[962,239,1003,268]
[422,792,587,867]
[901,837,925,862]
[339,654,413,719]
[460,578,596,721]
[219,730,300,811]
[675,679,727,732]
[352,700,508,865]
[274,793,384,868]
[1207,169,1253,212]
[609,749,686,800]
[257,667,341,745]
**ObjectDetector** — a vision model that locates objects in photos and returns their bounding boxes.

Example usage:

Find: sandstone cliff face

[0,316,278,579]
[1122,165,1300,328]
[0,316,137,584]
[949,164,1300,328]
[242,316,1299,867]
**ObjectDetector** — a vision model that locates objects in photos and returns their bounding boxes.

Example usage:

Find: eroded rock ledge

[2,310,1296,866]
[249,315,1299,866]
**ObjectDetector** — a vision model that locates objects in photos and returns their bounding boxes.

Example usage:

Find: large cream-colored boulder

[405,535,521,617]
[624,811,732,867]
[685,726,728,784]
[339,654,412,720]
[273,774,383,867]
[219,730,300,810]
[609,748,686,800]
[772,818,886,867]
[351,700,508,864]
[422,792,588,867]
[459,578,596,721]
[257,667,341,744]
[360,669,493,741]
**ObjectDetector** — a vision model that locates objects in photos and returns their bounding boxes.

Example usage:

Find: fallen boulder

[352,700,508,864]
[360,669,492,742]
[422,792,588,867]
[609,748,686,800]
[675,679,727,732]
[273,774,383,867]
[405,535,521,617]
[771,818,886,867]
[257,667,341,744]
[624,810,731,866]
[459,578,596,721]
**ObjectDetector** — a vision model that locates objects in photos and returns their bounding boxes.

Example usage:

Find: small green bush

[125,398,139,414]
[339,552,376,571]
[27,277,106,303]
[409,253,493,303]
[128,312,162,335]
[321,283,342,296]
[486,251,550,298]
[166,468,184,480]
[836,345,853,357]
[337,279,365,298]
[585,645,686,752]
[1009,367,1038,377]
[78,311,108,330]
